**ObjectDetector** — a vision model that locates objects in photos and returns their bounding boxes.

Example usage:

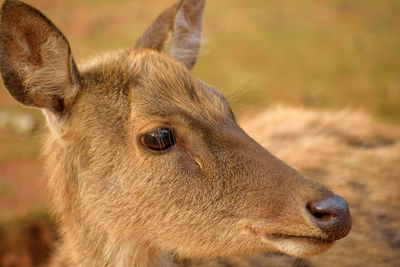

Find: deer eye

[140,128,176,151]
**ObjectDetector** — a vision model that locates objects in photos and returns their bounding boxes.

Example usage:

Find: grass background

[0,0,399,228]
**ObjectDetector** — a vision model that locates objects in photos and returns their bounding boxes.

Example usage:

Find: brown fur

[242,107,400,266]
[0,1,355,266]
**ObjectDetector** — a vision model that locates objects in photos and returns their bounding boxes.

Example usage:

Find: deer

[0,0,352,266]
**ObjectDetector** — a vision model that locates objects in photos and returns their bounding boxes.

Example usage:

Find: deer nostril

[306,196,351,240]
[307,201,335,222]
[310,209,333,221]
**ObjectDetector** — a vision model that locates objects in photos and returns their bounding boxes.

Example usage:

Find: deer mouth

[265,233,335,245]
[247,227,335,257]
[262,233,335,257]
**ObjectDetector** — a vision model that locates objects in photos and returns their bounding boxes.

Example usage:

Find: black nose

[307,196,351,240]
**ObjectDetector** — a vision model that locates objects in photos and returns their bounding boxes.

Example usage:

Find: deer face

[0,0,351,261]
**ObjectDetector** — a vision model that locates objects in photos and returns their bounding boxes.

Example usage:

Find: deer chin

[246,226,335,258]
[258,233,335,257]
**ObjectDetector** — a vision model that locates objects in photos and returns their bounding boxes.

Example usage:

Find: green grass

[195,0,400,122]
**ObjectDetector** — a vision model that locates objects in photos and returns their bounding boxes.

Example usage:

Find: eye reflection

[140,127,176,151]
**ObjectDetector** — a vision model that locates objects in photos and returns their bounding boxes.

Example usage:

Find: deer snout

[306,196,351,241]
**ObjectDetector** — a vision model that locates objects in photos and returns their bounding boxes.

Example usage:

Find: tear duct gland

[0,0,351,266]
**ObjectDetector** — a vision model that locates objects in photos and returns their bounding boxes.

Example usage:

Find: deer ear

[135,0,205,70]
[0,0,80,114]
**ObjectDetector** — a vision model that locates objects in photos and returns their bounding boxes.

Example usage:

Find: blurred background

[0,0,399,265]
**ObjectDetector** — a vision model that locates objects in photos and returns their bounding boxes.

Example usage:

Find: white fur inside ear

[19,34,77,100]
[170,10,201,60]
[11,26,31,63]
[169,0,204,69]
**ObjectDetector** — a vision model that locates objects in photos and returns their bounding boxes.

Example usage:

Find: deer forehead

[79,49,233,128]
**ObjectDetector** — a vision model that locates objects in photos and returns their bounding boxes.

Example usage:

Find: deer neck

[52,227,174,266]
[44,137,175,267]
